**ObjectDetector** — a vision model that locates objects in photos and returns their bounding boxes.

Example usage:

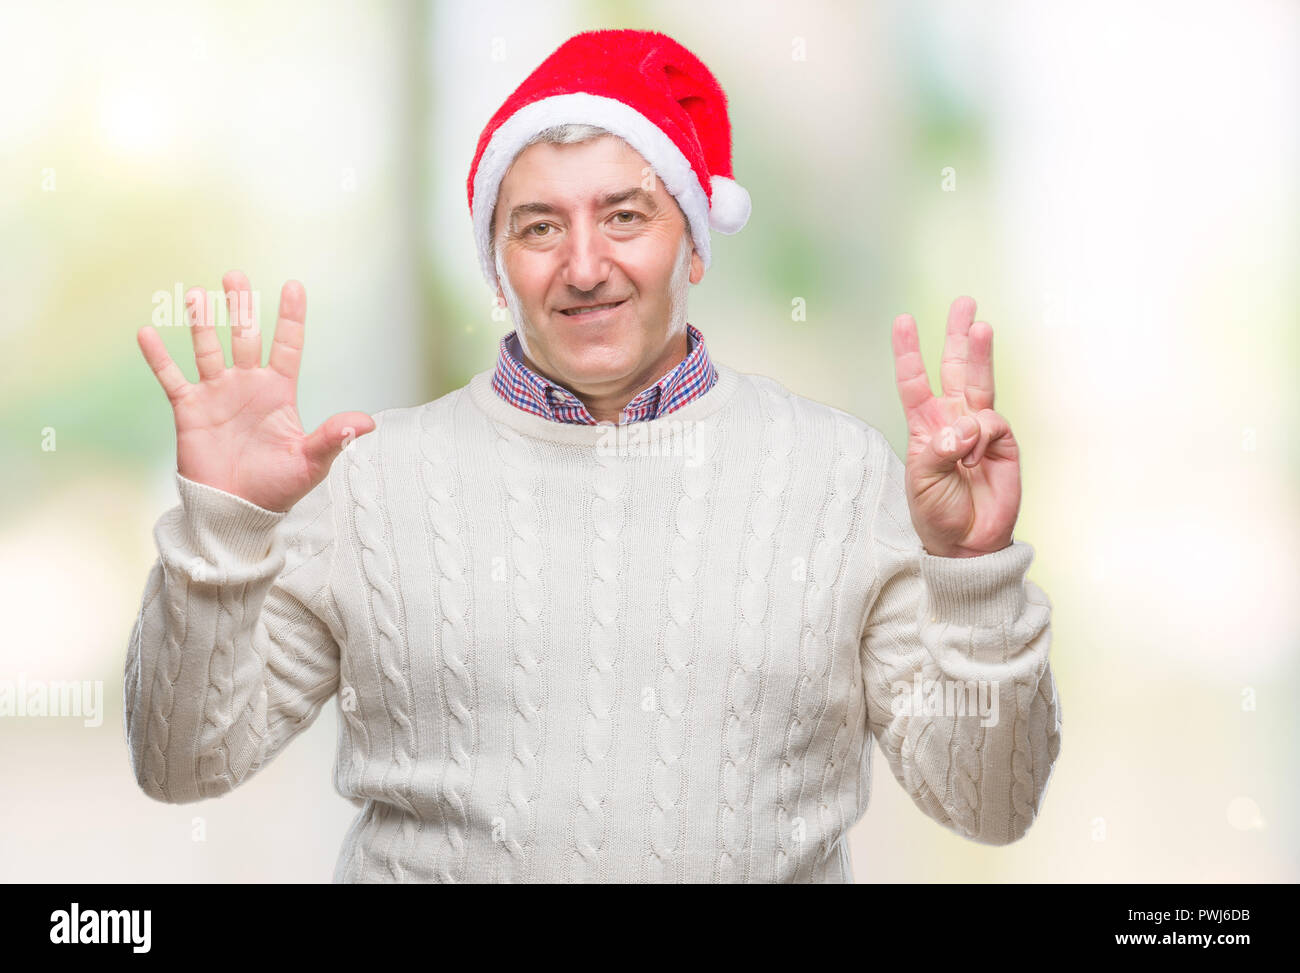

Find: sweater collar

[490,322,717,425]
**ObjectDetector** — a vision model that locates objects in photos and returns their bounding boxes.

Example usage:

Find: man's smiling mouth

[559,299,627,316]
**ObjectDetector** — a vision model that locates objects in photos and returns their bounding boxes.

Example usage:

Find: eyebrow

[507,187,660,231]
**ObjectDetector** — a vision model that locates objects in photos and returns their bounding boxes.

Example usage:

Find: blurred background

[1,0,1296,882]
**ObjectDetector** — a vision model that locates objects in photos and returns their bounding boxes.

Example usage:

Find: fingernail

[955,416,977,437]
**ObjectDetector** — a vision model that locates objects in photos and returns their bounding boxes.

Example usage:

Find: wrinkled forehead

[493,135,681,226]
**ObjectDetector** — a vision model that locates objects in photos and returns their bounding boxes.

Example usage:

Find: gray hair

[530,122,613,146]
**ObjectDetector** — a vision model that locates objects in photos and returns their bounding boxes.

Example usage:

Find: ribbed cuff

[919,539,1034,628]
[174,472,288,565]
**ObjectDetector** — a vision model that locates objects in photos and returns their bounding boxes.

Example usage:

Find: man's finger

[960,409,1011,468]
[267,280,307,382]
[915,413,980,483]
[223,269,261,369]
[186,285,225,380]
[964,320,995,413]
[303,411,376,473]
[892,313,934,419]
[137,325,193,407]
[939,295,976,400]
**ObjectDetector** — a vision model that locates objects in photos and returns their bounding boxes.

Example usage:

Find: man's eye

[528,222,552,236]
[613,211,640,224]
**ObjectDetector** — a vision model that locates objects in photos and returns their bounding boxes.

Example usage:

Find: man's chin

[552,360,630,389]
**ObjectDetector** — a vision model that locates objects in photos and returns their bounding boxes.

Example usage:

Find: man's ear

[689,247,705,285]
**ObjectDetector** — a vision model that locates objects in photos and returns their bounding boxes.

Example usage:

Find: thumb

[919,415,979,476]
[303,411,375,472]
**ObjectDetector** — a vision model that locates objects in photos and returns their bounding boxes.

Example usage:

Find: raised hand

[137,270,375,513]
[890,295,1021,558]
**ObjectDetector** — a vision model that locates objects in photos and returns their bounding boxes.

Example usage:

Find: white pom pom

[708,175,752,234]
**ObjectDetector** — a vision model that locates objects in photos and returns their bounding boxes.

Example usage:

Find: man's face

[493,134,705,403]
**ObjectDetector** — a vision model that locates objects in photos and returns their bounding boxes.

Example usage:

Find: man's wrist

[922,539,1013,559]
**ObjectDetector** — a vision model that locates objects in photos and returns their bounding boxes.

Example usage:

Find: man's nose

[560,221,612,292]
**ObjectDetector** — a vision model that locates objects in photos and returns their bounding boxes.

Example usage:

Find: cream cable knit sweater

[124,361,1061,883]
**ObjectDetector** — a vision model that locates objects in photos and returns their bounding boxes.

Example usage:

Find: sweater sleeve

[857,432,1062,845]
[123,468,342,804]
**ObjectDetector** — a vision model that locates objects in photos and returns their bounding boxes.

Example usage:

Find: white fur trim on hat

[472,92,715,289]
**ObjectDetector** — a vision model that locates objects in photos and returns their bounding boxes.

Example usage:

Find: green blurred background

[1,0,1296,882]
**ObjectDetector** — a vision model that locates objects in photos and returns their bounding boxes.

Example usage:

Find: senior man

[127,29,1060,883]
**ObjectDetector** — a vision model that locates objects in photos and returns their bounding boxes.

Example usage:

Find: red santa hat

[467,28,751,289]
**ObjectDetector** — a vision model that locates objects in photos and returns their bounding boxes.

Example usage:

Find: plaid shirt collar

[490,322,717,425]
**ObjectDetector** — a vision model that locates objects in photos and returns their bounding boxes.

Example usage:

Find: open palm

[137,270,374,513]
[891,295,1021,558]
